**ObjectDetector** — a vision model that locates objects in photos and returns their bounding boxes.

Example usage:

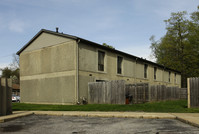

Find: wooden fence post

[187,78,190,108]
[148,84,151,102]
[1,78,6,116]
[6,79,12,115]
[0,78,2,116]
[88,82,94,104]
[0,78,12,116]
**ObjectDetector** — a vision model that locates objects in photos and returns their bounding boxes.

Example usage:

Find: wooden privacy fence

[88,80,186,104]
[88,80,125,104]
[0,78,12,116]
[180,88,187,100]
[188,77,199,108]
[150,85,181,101]
[125,83,149,103]
[125,84,184,104]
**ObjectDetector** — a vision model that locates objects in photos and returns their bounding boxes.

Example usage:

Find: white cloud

[8,19,26,33]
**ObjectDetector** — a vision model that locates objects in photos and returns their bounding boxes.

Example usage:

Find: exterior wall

[20,34,77,104]
[23,32,73,53]
[123,57,135,77]
[176,73,181,85]
[163,71,169,83]
[135,62,144,79]
[156,68,163,82]
[19,32,181,104]
[78,43,181,101]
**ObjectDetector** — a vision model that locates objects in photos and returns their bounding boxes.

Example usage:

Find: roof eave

[79,39,181,74]
[17,29,181,74]
[16,29,78,55]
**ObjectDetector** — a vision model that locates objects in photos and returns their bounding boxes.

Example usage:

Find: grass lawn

[12,100,199,113]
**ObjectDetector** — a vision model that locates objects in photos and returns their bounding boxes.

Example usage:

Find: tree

[0,54,20,84]
[188,6,199,76]
[1,67,12,78]
[150,8,199,87]
[102,43,115,49]
[0,67,20,84]
[10,54,19,70]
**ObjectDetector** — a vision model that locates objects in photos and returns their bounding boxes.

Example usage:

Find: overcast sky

[0,0,198,74]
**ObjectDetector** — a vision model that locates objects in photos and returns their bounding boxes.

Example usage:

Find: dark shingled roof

[17,29,181,74]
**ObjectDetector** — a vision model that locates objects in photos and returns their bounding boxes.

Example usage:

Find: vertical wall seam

[76,39,80,104]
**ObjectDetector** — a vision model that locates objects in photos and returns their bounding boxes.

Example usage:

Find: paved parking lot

[1,115,199,134]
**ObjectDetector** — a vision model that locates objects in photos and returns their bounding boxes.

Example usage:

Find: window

[169,72,171,82]
[144,64,148,78]
[117,56,123,74]
[96,80,106,82]
[98,51,105,71]
[154,67,157,80]
[174,73,177,83]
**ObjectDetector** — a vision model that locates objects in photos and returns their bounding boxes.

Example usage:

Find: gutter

[76,39,80,104]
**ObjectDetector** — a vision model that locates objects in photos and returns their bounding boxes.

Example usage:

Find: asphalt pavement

[1,114,199,134]
[1,111,199,134]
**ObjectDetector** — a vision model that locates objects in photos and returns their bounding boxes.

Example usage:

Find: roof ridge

[16,29,181,74]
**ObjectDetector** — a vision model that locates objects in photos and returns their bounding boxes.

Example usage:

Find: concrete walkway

[1,111,199,127]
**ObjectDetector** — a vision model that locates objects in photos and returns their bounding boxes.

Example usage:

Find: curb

[176,117,199,128]
[0,111,34,123]
[1,111,199,128]
[33,111,176,119]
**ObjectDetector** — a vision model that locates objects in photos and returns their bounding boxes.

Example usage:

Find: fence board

[0,79,2,115]
[89,80,185,105]
[148,85,181,102]
[0,78,12,116]
[180,88,187,99]
[1,78,6,115]
[88,80,125,104]
[125,83,149,104]
[188,77,199,108]
[188,78,199,108]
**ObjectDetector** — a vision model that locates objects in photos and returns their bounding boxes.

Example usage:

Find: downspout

[135,58,138,83]
[76,39,80,104]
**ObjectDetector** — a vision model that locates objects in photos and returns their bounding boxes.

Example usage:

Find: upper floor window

[174,73,177,83]
[144,64,148,78]
[154,67,157,80]
[117,56,123,74]
[169,71,171,82]
[98,51,105,71]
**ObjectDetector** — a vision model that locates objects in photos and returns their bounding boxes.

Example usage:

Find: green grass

[12,100,199,113]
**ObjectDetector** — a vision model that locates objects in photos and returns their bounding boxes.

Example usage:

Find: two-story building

[17,29,181,104]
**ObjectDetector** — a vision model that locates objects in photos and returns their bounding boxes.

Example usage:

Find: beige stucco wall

[176,74,181,85]
[20,41,76,76]
[23,32,73,53]
[20,75,75,104]
[78,43,181,100]
[123,57,135,77]
[20,34,78,104]
[19,33,181,104]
